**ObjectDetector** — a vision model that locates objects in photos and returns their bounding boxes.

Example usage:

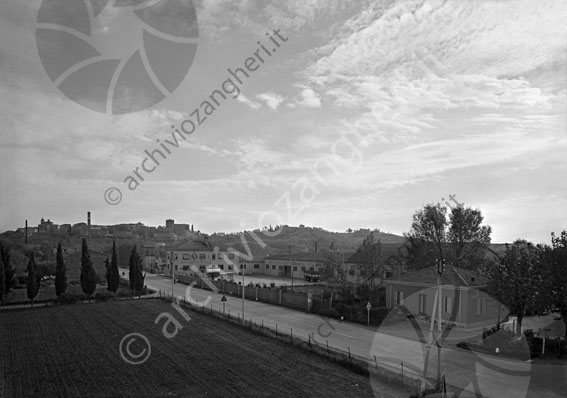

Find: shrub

[55,292,86,305]
[93,292,114,302]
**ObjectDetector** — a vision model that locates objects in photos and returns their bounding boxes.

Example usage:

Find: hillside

[215,225,405,254]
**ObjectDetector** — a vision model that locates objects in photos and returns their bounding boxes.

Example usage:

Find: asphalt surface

[122,269,566,398]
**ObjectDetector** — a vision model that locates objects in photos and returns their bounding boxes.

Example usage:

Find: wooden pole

[437,274,443,388]
[420,284,439,393]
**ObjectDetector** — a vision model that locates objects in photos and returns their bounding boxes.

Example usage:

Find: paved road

[125,270,565,398]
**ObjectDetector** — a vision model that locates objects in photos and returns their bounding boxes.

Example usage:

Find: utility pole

[436,258,443,390]
[420,257,444,394]
[241,264,245,325]
[291,252,294,288]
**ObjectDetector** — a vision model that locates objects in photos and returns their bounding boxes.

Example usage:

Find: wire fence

[157,293,432,395]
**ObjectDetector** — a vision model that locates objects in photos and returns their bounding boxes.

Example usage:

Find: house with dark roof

[384,266,508,329]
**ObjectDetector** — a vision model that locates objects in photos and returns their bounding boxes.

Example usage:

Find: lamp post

[241,264,245,325]
[497,259,504,330]
[171,261,174,299]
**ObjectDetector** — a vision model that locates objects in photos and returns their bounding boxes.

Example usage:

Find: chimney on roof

[87,211,91,227]
[25,219,28,244]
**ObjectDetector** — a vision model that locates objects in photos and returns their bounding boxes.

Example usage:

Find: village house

[384,266,507,329]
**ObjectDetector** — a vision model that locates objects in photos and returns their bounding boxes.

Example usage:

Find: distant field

[0,299,400,397]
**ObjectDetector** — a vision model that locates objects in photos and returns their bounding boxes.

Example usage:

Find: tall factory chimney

[25,219,28,244]
[87,211,91,226]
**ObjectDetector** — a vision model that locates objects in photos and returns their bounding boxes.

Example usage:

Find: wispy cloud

[236,94,262,110]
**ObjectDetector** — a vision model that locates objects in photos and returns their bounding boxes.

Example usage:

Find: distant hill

[214,225,405,254]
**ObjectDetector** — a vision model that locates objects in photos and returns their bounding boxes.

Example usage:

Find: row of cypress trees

[0,238,147,307]
[21,239,146,305]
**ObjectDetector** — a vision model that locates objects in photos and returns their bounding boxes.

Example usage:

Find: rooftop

[387,266,488,287]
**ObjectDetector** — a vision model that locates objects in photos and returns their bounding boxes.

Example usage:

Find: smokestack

[25,220,28,244]
[87,211,91,227]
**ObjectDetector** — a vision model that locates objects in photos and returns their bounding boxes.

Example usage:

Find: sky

[0,0,566,244]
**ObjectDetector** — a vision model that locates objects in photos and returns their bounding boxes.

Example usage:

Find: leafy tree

[319,250,345,283]
[487,240,541,336]
[106,241,120,293]
[0,253,5,305]
[80,239,97,300]
[354,232,382,287]
[27,252,39,306]
[544,231,567,339]
[129,245,146,297]
[404,203,491,270]
[448,206,492,268]
[55,242,67,297]
[0,241,14,294]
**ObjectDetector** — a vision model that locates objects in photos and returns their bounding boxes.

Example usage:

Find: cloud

[297,88,321,108]
[256,91,284,110]
[235,94,262,110]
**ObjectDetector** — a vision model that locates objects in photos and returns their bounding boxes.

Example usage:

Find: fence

[157,294,429,395]
[175,274,311,311]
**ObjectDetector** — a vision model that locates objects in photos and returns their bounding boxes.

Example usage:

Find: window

[182,254,191,260]
[349,269,355,276]
[175,265,178,270]
[272,265,276,270]
[293,266,298,271]
[182,266,189,271]
[476,297,485,315]
[199,265,206,273]
[228,254,235,260]
[444,297,452,313]
[243,264,246,269]
[199,254,206,260]
[218,254,224,259]
[266,264,269,269]
[395,291,404,305]
[228,265,233,270]
[212,254,216,260]
[419,294,427,314]
[219,264,224,270]
[302,267,306,272]
[254,264,260,269]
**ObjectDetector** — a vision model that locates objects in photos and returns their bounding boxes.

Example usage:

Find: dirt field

[0,299,404,397]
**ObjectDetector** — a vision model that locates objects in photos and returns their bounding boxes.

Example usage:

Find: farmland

[0,299,404,397]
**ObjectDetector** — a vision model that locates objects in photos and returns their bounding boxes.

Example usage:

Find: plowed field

[0,299,390,397]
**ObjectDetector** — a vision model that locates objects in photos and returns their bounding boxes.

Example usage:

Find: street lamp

[497,259,504,330]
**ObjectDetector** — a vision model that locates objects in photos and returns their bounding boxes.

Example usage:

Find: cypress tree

[27,252,39,306]
[128,245,146,297]
[80,239,97,301]
[108,241,119,293]
[0,253,5,306]
[0,242,14,294]
[55,242,67,297]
